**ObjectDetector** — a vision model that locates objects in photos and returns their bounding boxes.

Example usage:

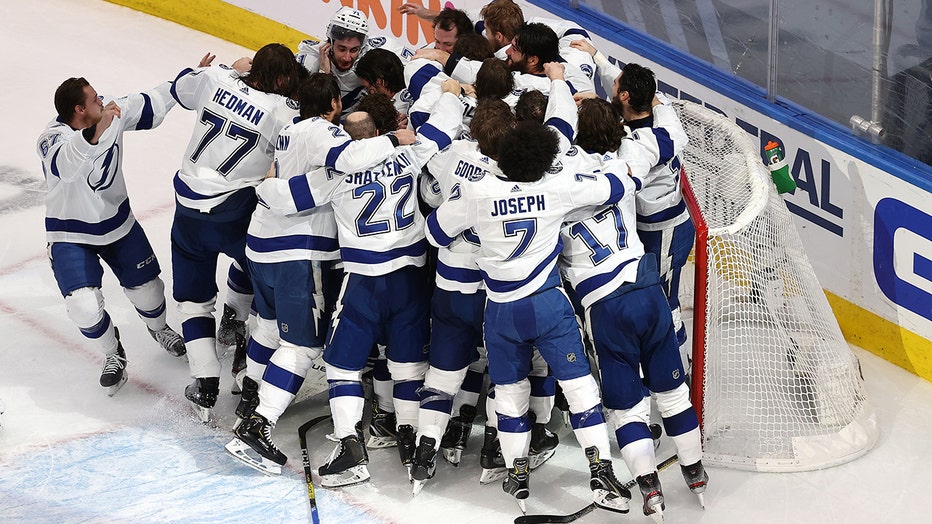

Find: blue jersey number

[569,206,628,265]
[503,218,537,260]
[353,174,416,236]
[189,109,260,176]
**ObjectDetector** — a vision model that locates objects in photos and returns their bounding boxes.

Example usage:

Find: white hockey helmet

[327,7,369,42]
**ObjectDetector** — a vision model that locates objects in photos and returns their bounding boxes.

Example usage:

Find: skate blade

[319,465,370,488]
[479,467,507,484]
[528,449,555,470]
[440,447,462,466]
[366,435,398,449]
[225,438,283,475]
[515,498,527,514]
[106,373,128,397]
[593,489,630,514]
[189,402,212,425]
[412,479,427,496]
[695,492,706,509]
[233,417,244,431]
[649,506,664,523]
[560,410,570,427]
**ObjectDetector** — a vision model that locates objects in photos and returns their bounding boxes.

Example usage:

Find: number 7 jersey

[170,65,299,212]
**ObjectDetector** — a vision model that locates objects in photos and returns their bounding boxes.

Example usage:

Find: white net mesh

[673,101,878,472]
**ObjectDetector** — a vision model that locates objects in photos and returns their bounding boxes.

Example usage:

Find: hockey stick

[514,454,679,524]
[298,414,332,524]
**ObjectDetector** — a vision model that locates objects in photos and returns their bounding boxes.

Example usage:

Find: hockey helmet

[327,7,369,42]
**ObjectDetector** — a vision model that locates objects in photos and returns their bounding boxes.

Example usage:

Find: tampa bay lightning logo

[301,39,319,47]
[565,146,579,157]
[286,98,300,110]
[580,64,594,79]
[400,89,414,103]
[547,161,563,174]
[88,144,120,192]
[368,36,386,48]
[467,171,485,182]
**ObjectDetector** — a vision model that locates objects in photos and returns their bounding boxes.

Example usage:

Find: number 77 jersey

[170,65,299,212]
[425,160,630,303]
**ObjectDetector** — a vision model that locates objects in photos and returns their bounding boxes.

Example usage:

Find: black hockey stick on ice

[298,414,332,524]
[513,454,679,524]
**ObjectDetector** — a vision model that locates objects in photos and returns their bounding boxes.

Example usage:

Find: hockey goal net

[673,100,878,472]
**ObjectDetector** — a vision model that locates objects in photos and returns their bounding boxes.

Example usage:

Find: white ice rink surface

[2,1,932,523]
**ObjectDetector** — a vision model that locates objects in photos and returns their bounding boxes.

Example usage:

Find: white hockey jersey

[170,65,299,212]
[38,83,176,245]
[296,36,414,116]
[559,157,644,310]
[257,92,464,277]
[247,115,404,264]
[446,55,594,95]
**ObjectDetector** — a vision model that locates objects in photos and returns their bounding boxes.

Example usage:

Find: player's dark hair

[54,77,90,123]
[452,33,495,61]
[617,63,656,113]
[514,89,547,123]
[433,8,473,36]
[298,73,340,119]
[480,0,524,41]
[497,121,559,182]
[470,98,515,159]
[246,43,302,97]
[475,58,514,99]
[355,92,399,135]
[576,98,625,154]
[513,23,560,67]
[355,49,406,95]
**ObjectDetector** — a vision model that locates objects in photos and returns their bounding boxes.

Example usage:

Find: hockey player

[296,6,414,117]
[559,98,708,520]
[225,73,412,475]
[169,43,304,423]
[353,49,413,130]
[37,73,190,396]
[424,63,627,513]
[571,40,694,363]
[256,79,462,488]
[398,6,475,53]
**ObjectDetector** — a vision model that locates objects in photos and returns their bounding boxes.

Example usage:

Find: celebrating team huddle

[36,1,707,521]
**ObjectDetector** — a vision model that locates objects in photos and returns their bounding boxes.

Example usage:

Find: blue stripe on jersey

[325,139,352,169]
[410,110,429,131]
[546,117,574,143]
[342,86,364,111]
[408,62,442,100]
[288,175,316,212]
[246,233,339,254]
[46,199,132,235]
[136,93,154,130]
[170,68,194,110]
[653,127,675,166]
[480,242,563,294]
[340,239,427,265]
[631,176,643,191]
[418,122,452,151]
[437,260,482,284]
[574,257,637,303]
[173,172,222,200]
[426,212,456,247]
[602,172,626,205]
[50,148,62,178]
[565,82,579,95]
[637,199,687,224]
[563,28,591,39]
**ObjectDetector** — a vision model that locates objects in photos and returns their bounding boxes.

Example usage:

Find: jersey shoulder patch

[301,39,320,47]
[286,98,300,110]
[565,146,579,157]
[547,161,563,175]
[580,64,594,79]
[368,36,386,48]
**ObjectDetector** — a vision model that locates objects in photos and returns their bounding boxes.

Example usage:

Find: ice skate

[229,332,247,394]
[650,423,663,450]
[185,377,219,424]
[411,436,437,496]
[636,471,665,523]
[502,457,530,514]
[99,341,127,397]
[528,420,558,470]
[318,423,370,488]
[585,446,630,513]
[396,424,416,481]
[439,404,476,466]
[366,404,397,448]
[148,324,186,358]
[479,425,507,484]
[234,376,259,427]
[681,460,709,508]
[217,303,245,347]
[226,413,286,475]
